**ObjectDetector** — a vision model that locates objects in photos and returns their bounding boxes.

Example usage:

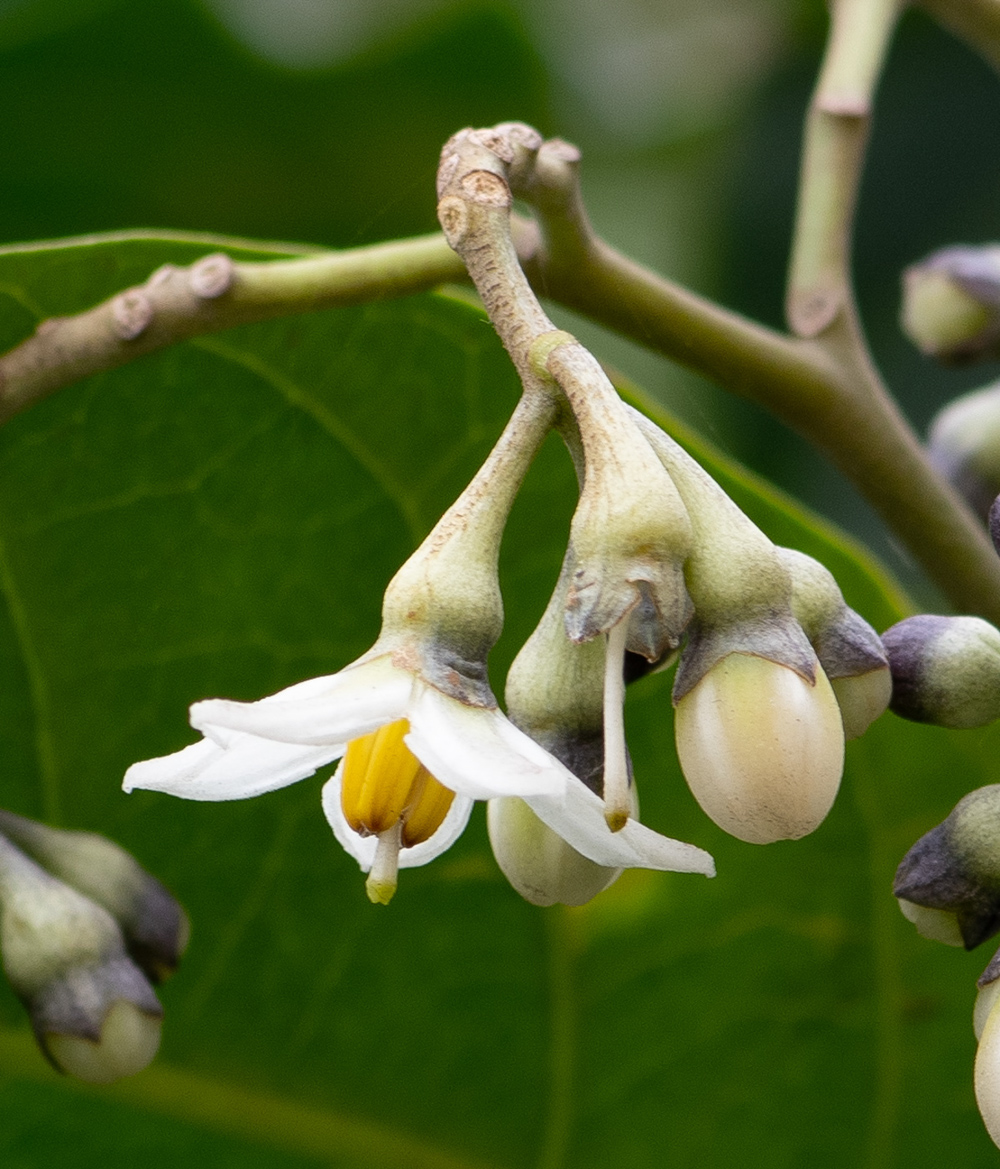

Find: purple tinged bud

[882,615,1000,728]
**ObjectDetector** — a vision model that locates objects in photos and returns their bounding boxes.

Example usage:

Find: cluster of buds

[0,809,187,1082]
[123,123,890,912]
[888,268,1000,1145]
[903,245,1000,518]
[894,786,1000,1149]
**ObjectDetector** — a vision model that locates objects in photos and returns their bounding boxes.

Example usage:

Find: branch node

[148,264,179,289]
[437,196,470,248]
[112,291,154,341]
[458,171,511,208]
[189,253,235,299]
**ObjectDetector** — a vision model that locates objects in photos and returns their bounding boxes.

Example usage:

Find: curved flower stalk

[490,552,714,906]
[436,127,693,667]
[126,388,583,904]
[629,409,845,844]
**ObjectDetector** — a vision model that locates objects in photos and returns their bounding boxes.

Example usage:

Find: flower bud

[674,653,844,844]
[499,549,714,900]
[894,786,1000,950]
[0,835,162,1082]
[902,245,1000,363]
[926,381,1000,517]
[0,810,188,982]
[487,794,623,907]
[538,341,693,659]
[975,959,1000,1148]
[882,615,1000,728]
[777,547,891,739]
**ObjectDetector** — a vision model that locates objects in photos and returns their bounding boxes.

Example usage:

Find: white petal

[321,763,474,871]
[124,733,343,801]
[405,687,569,801]
[190,656,413,746]
[525,780,716,875]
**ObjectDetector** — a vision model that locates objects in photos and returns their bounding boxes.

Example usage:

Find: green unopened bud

[674,653,844,844]
[487,795,624,907]
[902,246,1000,363]
[502,548,714,889]
[777,547,891,739]
[927,381,1000,517]
[0,836,161,1082]
[0,810,188,982]
[894,786,1000,949]
[630,409,820,701]
[537,342,693,659]
[882,615,1000,728]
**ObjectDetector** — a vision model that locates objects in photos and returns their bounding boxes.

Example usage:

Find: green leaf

[0,234,996,1169]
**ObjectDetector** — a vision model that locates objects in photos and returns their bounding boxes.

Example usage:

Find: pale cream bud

[487,796,621,907]
[976,978,1000,1148]
[674,653,844,844]
[895,898,964,947]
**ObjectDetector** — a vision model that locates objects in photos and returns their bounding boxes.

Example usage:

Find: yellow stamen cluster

[340,720,455,903]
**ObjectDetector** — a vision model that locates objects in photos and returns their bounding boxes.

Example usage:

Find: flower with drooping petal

[490,550,714,906]
[126,389,577,904]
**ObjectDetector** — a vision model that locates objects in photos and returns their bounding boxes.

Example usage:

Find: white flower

[124,647,577,903]
[125,642,715,901]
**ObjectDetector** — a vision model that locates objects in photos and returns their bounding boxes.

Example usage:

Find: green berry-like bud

[778,547,891,739]
[0,836,162,1083]
[674,653,844,844]
[0,810,188,982]
[927,381,1000,517]
[487,795,623,907]
[902,246,1000,363]
[882,615,1000,728]
[894,786,1000,949]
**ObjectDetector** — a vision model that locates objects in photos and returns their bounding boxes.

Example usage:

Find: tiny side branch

[0,232,473,424]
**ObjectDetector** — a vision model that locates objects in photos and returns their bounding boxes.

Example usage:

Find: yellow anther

[341,719,456,852]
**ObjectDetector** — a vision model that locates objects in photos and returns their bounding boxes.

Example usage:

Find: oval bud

[0,837,162,1083]
[975,972,1000,1042]
[894,786,1000,949]
[977,979,1000,1148]
[882,615,1000,728]
[0,810,189,982]
[902,245,1000,363]
[487,796,621,907]
[46,997,161,1085]
[777,547,891,739]
[675,653,844,844]
[927,381,1000,517]
[896,897,964,947]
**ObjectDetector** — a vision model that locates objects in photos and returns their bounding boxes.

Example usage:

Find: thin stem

[0,230,473,424]
[4,112,1000,619]
[601,620,630,832]
[786,0,902,337]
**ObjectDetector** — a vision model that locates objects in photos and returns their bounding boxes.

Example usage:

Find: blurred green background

[3,2,1000,1167]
